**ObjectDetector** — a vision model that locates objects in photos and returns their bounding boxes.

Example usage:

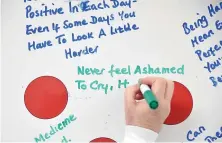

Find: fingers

[124,84,140,105]
[135,93,144,100]
[139,76,160,86]
[140,77,167,101]
[151,78,167,101]
[164,80,174,101]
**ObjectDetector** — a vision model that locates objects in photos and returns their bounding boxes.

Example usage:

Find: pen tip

[138,79,142,86]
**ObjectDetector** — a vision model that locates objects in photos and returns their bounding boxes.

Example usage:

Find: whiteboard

[2,0,222,142]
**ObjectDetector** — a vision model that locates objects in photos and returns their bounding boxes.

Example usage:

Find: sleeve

[122,125,158,143]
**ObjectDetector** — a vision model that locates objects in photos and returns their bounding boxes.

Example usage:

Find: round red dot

[90,137,116,142]
[24,76,68,119]
[164,81,193,125]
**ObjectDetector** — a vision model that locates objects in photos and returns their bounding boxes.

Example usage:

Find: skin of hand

[124,77,174,133]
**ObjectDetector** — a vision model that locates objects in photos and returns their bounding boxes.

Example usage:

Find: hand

[124,77,174,133]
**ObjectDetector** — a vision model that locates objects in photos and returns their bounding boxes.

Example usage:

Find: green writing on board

[75,64,185,94]
[34,114,77,143]
[77,64,185,77]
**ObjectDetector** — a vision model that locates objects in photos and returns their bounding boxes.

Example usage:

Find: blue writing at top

[26,24,50,35]
[63,19,88,29]
[110,23,139,35]
[182,14,208,35]
[68,0,137,13]
[26,5,64,19]
[208,2,222,17]
[69,2,80,13]
[72,32,94,42]
[111,0,137,9]
[81,0,110,12]
[55,34,67,45]
[28,40,53,51]
[90,14,114,25]
[118,11,136,21]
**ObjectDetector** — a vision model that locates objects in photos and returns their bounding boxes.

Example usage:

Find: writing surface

[1,0,222,142]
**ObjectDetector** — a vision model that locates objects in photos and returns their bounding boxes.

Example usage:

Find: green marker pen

[138,81,159,110]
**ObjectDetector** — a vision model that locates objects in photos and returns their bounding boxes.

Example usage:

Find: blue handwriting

[65,45,98,59]
[195,40,222,61]
[110,23,139,35]
[182,14,209,35]
[90,14,114,25]
[205,127,222,143]
[187,126,206,141]
[208,2,222,17]
[26,24,50,35]
[63,19,88,29]
[111,0,137,9]
[191,29,214,48]
[204,57,222,73]
[210,75,222,87]
[81,0,110,12]
[72,32,94,42]
[215,20,222,30]
[28,40,53,51]
[26,5,64,19]
[118,11,136,21]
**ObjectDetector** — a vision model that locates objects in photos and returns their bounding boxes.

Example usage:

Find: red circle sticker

[164,81,193,125]
[24,76,68,119]
[90,137,116,142]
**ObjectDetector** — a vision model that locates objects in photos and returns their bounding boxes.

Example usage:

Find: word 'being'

[34,114,76,143]
[77,64,185,77]
[186,126,222,143]
[75,79,129,94]
[182,2,222,36]
[210,74,222,87]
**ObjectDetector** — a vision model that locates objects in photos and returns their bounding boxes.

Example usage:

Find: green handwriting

[78,66,105,75]
[75,79,129,94]
[76,64,185,77]
[34,114,77,143]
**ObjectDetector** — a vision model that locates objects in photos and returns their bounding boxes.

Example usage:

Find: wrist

[124,125,159,143]
[127,121,162,133]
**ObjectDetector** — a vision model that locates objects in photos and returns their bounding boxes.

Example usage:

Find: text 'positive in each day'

[25,0,137,19]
